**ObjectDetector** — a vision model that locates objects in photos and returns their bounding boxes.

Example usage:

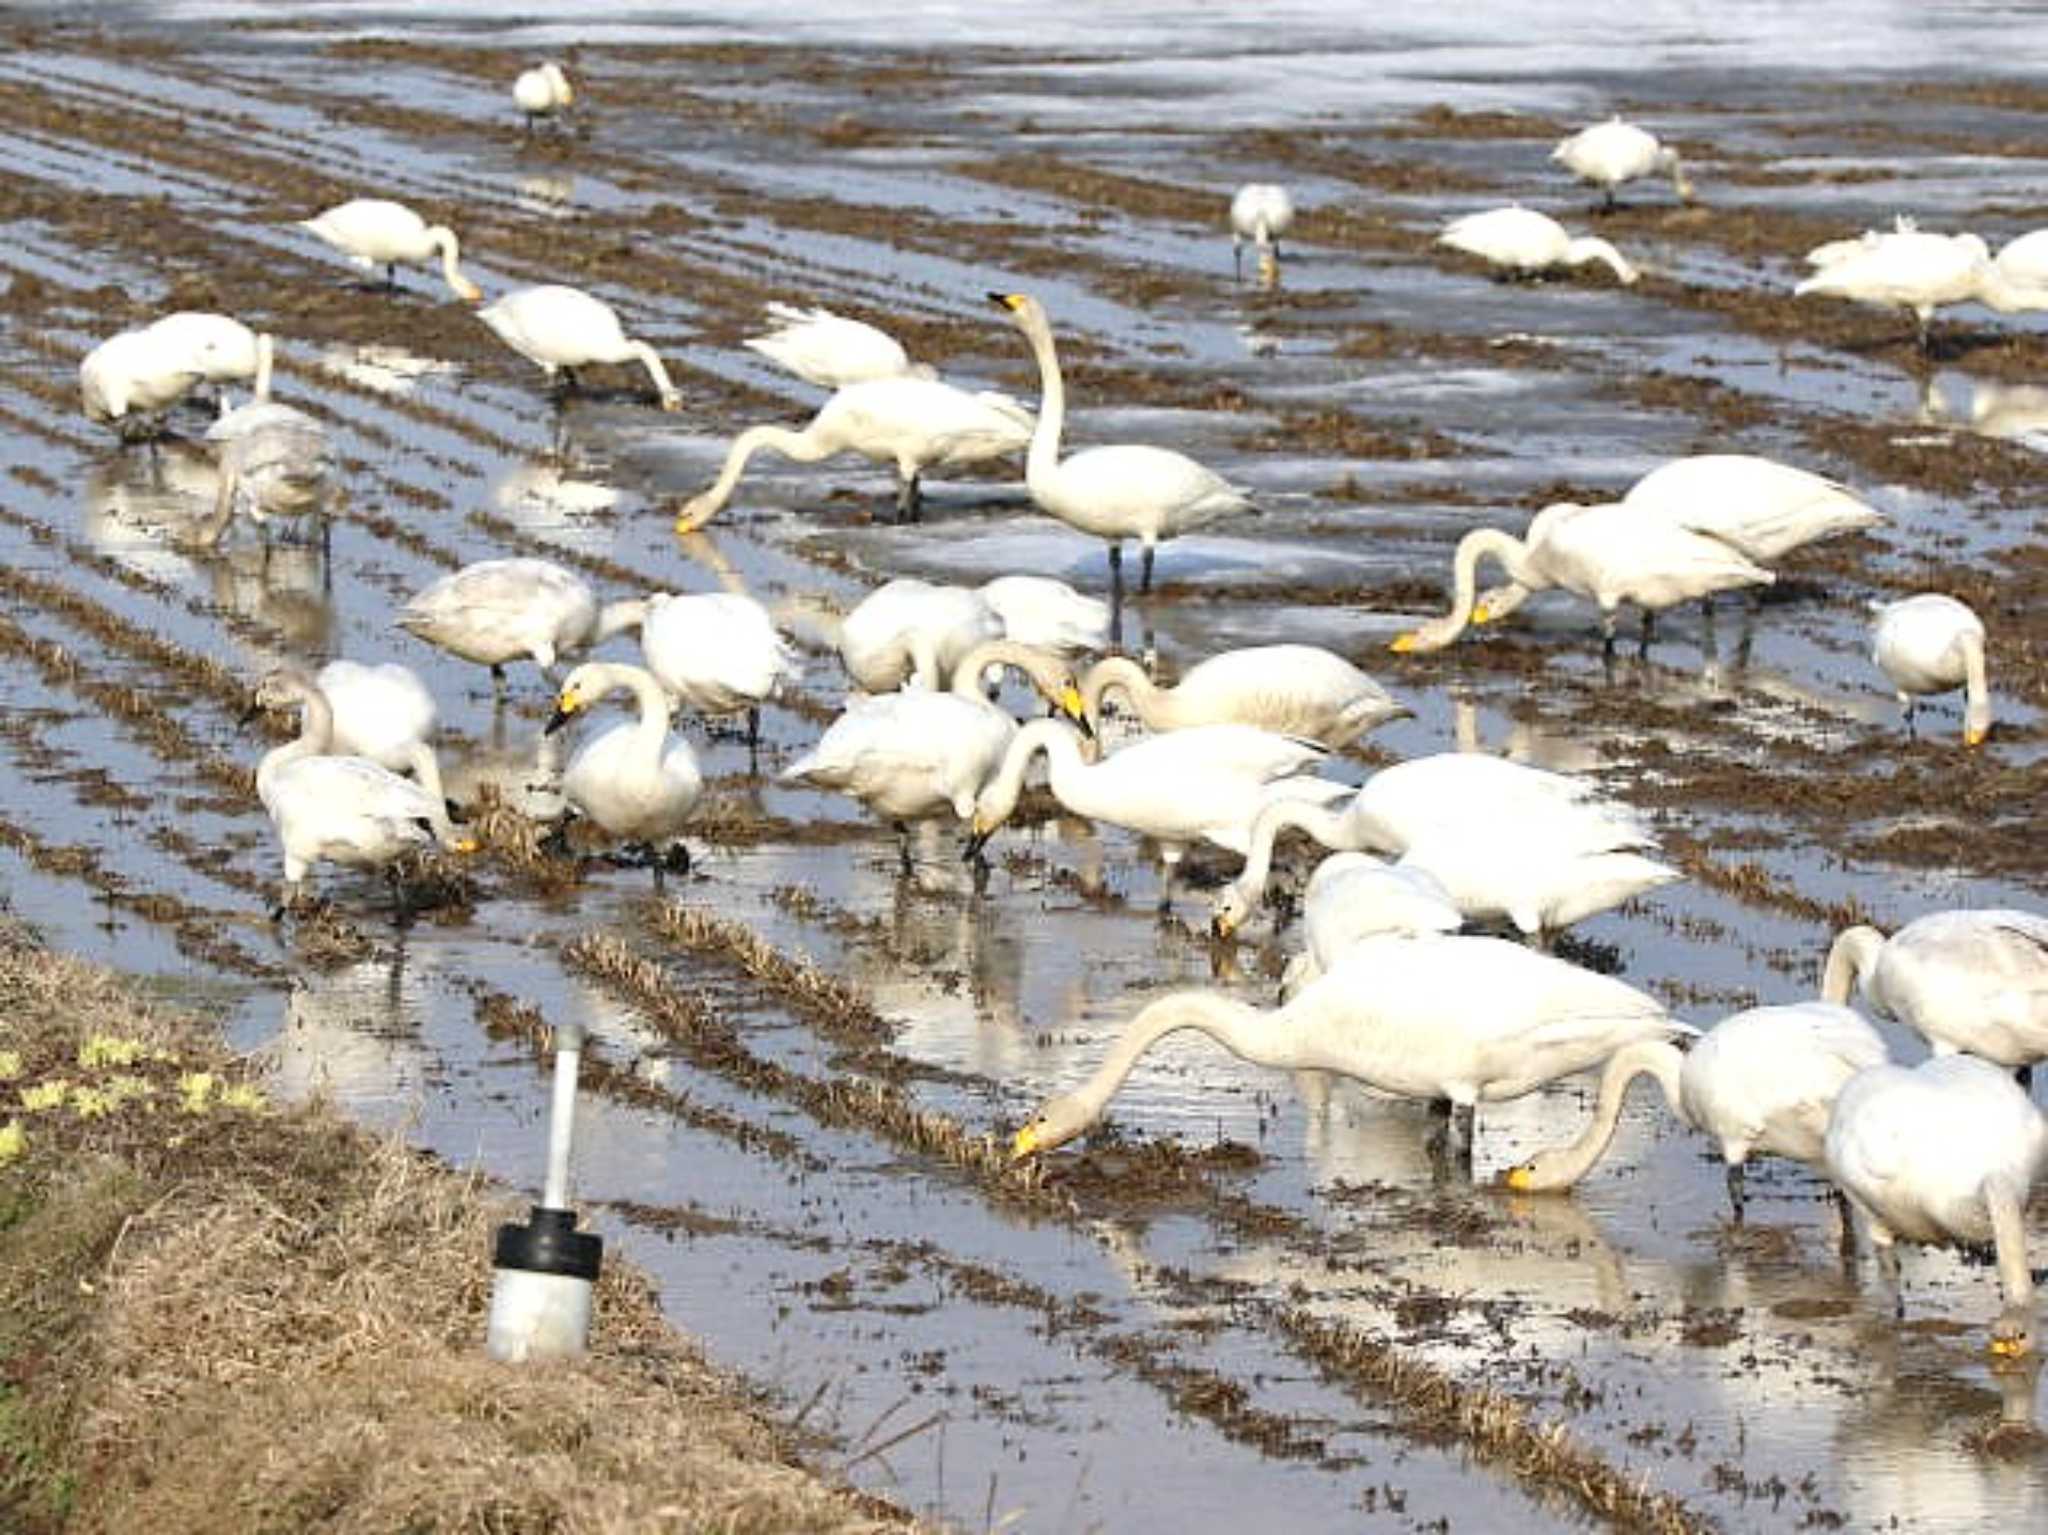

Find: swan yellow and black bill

[988,292,1027,312]
[1058,680,1087,726]
[544,686,584,736]
[1503,1164,1535,1191]
[1010,1123,1044,1159]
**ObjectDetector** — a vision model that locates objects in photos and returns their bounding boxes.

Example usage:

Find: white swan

[1992,227,2048,292]
[1278,851,1463,994]
[673,377,1032,528]
[1391,501,1772,652]
[783,640,1089,867]
[1551,118,1693,210]
[1870,594,1991,746]
[1230,183,1295,284]
[477,285,679,410]
[1823,1054,2048,1355]
[298,198,483,303]
[978,575,1111,657]
[837,577,1002,694]
[204,389,334,536]
[990,291,1253,596]
[544,661,704,869]
[603,591,797,747]
[1211,753,1640,936]
[1793,225,2044,348]
[744,303,933,389]
[1437,207,1638,284]
[1397,818,1680,941]
[1506,1002,1889,1215]
[1011,933,1685,1160]
[964,718,1349,907]
[252,666,472,912]
[395,557,644,686]
[312,659,461,845]
[145,312,274,408]
[513,62,573,130]
[80,328,207,439]
[1822,909,2048,1070]
[1081,645,1409,749]
[1468,455,1883,627]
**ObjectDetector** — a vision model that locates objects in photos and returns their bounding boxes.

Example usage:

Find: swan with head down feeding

[298,198,483,303]
[1437,207,1638,284]
[1230,183,1295,285]
[1794,224,2045,350]
[1822,908,2048,1071]
[1506,1001,1889,1219]
[478,285,680,410]
[1823,1054,2048,1357]
[1551,118,1693,211]
[1870,593,1991,747]
[1390,500,1773,653]
[837,577,1003,694]
[513,62,574,132]
[1011,934,1687,1165]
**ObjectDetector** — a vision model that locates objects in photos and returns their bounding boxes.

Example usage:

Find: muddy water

[3,3,2046,1529]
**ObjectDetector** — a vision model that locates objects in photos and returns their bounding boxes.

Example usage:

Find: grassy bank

[0,921,907,1534]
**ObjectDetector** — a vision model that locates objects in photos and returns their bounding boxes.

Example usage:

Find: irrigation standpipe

[487,1019,603,1362]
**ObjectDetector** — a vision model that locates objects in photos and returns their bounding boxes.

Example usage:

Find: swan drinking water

[1229,183,1295,285]
[1551,118,1694,211]
[1437,207,1638,284]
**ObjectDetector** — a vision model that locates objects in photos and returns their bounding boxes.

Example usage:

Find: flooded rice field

[4,1,2047,1528]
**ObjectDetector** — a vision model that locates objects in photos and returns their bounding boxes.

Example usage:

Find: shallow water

[3,3,2046,1529]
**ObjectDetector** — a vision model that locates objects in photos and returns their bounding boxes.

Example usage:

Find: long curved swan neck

[1229,797,1360,909]
[1072,991,1271,1121]
[428,226,482,303]
[1563,237,1639,284]
[1657,147,1694,203]
[595,599,650,644]
[1821,926,1886,1004]
[1015,308,1068,492]
[1512,1041,1686,1190]
[675,423,820,531]
[1398,528,1532,652]
[1960,631,1992,745]
[950,639,1067,703]
[404,741,461,846]
[588,662,673,758]
[627,340,681,410]
[1080,655,1159,724]
[257,676,333,797]
[979,718,1081,826]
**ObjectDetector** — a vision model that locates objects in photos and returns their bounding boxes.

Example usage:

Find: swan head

[1011,1094,1093,1159]
[673,493,719,535]
[988,290,1046,331]
[1501,1152,1567,1193]
[250,664,319,716]
[545,666,605,735]
[1991,1303,2036,1359]
[1210,884,1252,939]
[452,274,485,305]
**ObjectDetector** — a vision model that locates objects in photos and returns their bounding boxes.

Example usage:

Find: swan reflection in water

[1921,373,2048,447]
[268,945,432,1122]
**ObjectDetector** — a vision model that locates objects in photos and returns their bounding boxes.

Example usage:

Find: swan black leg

[1725,1161,1747,1223]
[1140,543,1156,593]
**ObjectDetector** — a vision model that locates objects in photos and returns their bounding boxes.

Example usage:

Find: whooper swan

[299,198,484,303]
[1506,1002,1888,1217]
[80,328,207,440]
[1011,934,1684,1162]
[837,577,1003,694]
[1871,593,1991,747]
[396,557,645,687]
[313,659,462,846]
[745,303,933,389]
[1793,224,2045,350]
[1823,1055,2048,1355]
[964,718,1349,910]
[545,661,704,871]
[989,291,1253,599]
[513,62,574,132]
[1389,500,1772,652]
[1551,118,1693,211]
[252,666,473,914]
[783,639,1089,872]
[1276,851,1463,994]
[1081,644,1408,749]
[1438,207,1638,284]
[1822,908,2048,1071]
[1210,752,1640,936]
[204,384,335,537]
[604,591,798,748]
[978,575,1111,657]
[673,375,1032,529]
[1230,183,1295,285]
[478,285,680,410]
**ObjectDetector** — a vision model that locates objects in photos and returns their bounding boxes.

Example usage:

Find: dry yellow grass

[0,922,910,1535]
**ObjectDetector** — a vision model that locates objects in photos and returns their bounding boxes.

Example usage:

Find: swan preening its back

[1438,207,1638,284]
[1012,934,1686,1161]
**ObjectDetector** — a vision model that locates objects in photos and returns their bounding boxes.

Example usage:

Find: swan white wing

[269,756,438,864]
[1172,646,1406,739]
[979,576,1112,654]
[1439,207,1566,267]
[317,660,437,768]
[1101,723,1328,786]
[1536,503,1773,608]
[785,693,1009,816]
[1684,1003,1888,1162]
[745,305,917,389]
[1040,444,1251,534]
[644,593,797,709]
[1303,854,1463,969]
[1793,230,1985,308]
[398,559,596,663]
[1625,454,1882,560]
